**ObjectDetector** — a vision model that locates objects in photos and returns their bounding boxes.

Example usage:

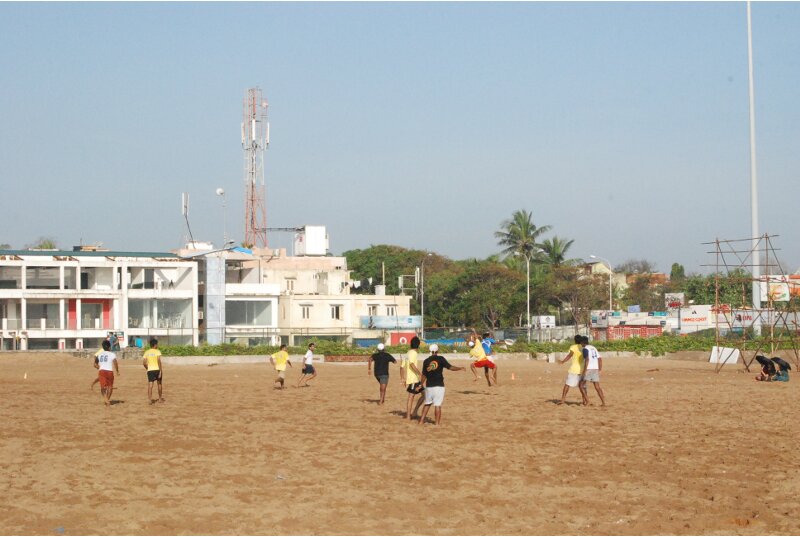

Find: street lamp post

[216,188,227,246]
[590,255,613,312]
[514,251,532,342]
[420,253,432,341]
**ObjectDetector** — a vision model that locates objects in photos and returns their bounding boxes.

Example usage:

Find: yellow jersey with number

[143,349,162,371]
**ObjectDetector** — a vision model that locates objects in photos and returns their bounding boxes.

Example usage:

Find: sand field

[1,352,798,535]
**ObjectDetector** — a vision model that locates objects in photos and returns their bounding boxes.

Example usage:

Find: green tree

[620,275,665,312]
[494,209,551,261]
[670,263,686,281]
[28,237,58,250]
[680,270,751,306]
[0,243,11,250]
[425,259,525,329]
[540,236,576,266]
[614,259,657,274]
[549,266,608,328]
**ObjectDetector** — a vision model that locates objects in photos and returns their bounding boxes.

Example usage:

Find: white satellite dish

[215,188,225,196]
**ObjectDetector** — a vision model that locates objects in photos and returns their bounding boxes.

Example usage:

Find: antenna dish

[215,188,225,196]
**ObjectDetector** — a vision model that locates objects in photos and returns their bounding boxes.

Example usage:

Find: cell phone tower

[242,87,269,248]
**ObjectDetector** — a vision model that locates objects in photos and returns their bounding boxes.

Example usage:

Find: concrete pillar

[76,299,82,330]
[21,298,26,330]
[59,266,65,290]
[59,299,65,330]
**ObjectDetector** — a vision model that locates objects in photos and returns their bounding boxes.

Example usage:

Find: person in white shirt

[579,335,606,406]
[94,339,120,406]
[295,342,318,388]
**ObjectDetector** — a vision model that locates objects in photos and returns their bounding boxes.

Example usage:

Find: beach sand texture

[1,353,798,535]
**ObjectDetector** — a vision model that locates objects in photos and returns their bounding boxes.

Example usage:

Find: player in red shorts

[94,340,120,406]
[468,336,496,387]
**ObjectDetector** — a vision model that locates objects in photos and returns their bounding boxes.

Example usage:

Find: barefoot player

[401,336,425,420]
[367,343,396,405]
[94,339,119,406]
[270,344,292,389]
[419,344,465,426]
[142,338,164,404]
[468,337,495,387]
[558,335,586,405]
[296,343,317,387]
[579,336,606,406]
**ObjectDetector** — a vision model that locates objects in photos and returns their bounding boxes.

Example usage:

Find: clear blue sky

[1,2,798,273]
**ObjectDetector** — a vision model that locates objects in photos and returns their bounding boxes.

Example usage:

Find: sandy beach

[0,352,798,535]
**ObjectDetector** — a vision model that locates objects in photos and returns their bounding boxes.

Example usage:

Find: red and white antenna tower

[242,87,269,248]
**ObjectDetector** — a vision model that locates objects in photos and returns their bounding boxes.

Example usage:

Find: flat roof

[0,250,180,259]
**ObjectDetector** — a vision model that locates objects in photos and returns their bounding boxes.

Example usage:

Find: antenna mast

[242,87,269,248]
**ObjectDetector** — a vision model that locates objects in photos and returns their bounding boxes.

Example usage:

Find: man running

[270,344,292,389]
[419,344,465,426]
[367,343,396,405]
[401,336,425,420]
[296,343,317,387]
[468,335,495,386]
[94,339,119,406]
[579,336,606,406]
[481,332,500,386]
[558,335,587,405]
[142,338,164,404]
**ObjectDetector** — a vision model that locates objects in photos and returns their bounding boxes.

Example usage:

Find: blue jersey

[482,337,496,356]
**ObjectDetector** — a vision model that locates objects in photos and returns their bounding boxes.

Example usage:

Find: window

[285,278,295,292]
[301,305,311,319]
[330,305,342,320]
[226,300,272,326]
[387,305,397,316]
[368,304,378,316]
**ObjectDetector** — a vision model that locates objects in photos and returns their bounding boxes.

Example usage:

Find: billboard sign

[759,275,800,302]
[665,292,685,310]
[359,315,421,329]
[590,310,609,328]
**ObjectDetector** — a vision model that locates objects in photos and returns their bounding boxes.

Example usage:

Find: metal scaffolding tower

[242,87,269,248]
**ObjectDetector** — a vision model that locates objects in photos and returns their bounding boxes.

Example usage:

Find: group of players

[92,337,164,406]
[90,331,606,420]
[265,331,607,425]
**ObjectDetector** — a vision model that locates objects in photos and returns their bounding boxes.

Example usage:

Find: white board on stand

[709,346,740,364]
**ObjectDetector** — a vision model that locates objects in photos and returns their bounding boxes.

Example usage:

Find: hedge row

[161,333,779,358]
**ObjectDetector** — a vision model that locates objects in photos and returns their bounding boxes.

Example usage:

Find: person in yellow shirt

[558,335,587,405]
[468,334,496,387]
[142,338,164,404]
[401,337,425,420]
[270,344,292,389]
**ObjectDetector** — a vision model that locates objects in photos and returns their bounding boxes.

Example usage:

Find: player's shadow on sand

[362,398,381,404]
[109,400,125,405]
[456,390,495,396]
[546,398,582,406]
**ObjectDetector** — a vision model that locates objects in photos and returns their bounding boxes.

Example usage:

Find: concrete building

[178,229,412,347]
[0,249,199,350]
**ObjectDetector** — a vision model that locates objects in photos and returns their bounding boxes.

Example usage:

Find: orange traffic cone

[511,372,516,381]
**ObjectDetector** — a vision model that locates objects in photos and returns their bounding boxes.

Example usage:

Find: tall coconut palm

[494,209,551,261]
[540,236,576,266]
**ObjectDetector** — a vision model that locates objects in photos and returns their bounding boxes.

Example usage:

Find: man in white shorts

[579,335,606,406]
[418,344,464,426]
[558,335,587,405]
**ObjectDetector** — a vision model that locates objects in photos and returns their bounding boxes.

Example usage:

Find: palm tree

[494,209,551,261]
[540,236,576,266]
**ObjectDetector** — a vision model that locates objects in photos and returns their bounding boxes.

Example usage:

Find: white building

[178,226,412,347]
[0,249,199,350]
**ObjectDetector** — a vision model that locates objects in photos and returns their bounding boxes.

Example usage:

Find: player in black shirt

[419,344,464,426]
[368,343,396,405]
